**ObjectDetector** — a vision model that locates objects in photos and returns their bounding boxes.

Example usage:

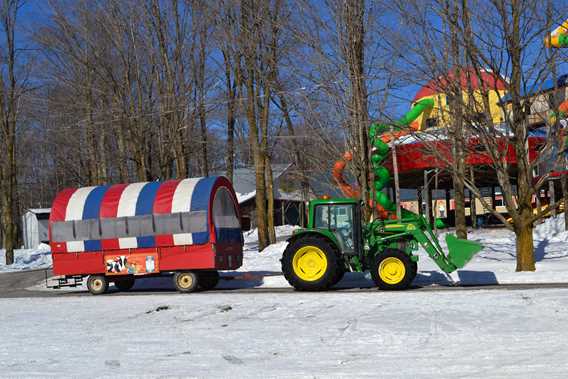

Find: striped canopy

[49,176,241,253]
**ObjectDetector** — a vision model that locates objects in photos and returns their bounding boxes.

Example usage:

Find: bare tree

[0,0,23,265]
[390,0,568,271]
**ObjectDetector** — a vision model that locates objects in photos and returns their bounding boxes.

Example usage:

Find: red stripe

[49,188,77,253]
[99,184,128,250]
[153,180,181,247]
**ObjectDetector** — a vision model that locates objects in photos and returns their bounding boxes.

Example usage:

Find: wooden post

[391,136,402,220]
[417,188,423,216]
[470,167,477,228]
[424,171,432,225]
[549,180,556,216]
[445,188,451,224]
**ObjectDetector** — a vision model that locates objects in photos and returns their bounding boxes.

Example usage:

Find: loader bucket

[445,234,483,269]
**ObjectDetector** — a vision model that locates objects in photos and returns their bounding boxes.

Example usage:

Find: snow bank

[0,244,52,273]
[236,191,256,203]
[534,214,568,241]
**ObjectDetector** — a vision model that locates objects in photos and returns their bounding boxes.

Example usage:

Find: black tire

[198,271,220,291]
[87,275,109,295]
[173,271,199,293]
[114,276,135,291]
[371,249,414,290]
[410,261,418,281]
[282,236,340,291]
[331,263,346,286]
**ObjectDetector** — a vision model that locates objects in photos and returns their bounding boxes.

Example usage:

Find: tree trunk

[515,217,535,271]
[339,0,371,220]
[241,0,268,251]
[224,50,237,182]
[266,155,276,244]
[0,0,19,265]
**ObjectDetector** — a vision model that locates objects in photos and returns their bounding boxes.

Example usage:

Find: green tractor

[281,198,483,291]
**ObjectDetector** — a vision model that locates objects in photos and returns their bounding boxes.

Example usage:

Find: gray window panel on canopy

[51,211,208,243]
[213,188,241,229]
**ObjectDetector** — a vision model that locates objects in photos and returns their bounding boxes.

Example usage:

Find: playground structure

[411,68,507,129]
[545,19,568,48]
[48,176,243,294]
[546,18,568,151]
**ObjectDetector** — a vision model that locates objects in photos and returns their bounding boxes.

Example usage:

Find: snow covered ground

[2,288,568,377]
[2,221,568,377]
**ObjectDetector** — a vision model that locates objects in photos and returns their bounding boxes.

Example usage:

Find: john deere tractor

[281,99,483,291]
[281,198,483,290]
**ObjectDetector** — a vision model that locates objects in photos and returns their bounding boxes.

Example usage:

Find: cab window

[313,204,355,252]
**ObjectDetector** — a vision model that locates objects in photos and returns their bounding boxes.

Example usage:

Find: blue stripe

[135,181,160,248]
[190,176,217,244]
[82,186,109,252]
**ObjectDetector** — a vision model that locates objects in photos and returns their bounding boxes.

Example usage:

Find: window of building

[426,118,438,128]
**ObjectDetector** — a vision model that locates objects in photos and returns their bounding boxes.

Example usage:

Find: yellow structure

[411,68,508,130]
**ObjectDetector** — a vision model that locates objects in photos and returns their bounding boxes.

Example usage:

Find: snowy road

[2,288,568,377]
[6,268,568,298]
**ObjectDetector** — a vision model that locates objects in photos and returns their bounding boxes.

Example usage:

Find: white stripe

[172,178,200,245]
[117,182,147,249]
[65,187,97,252]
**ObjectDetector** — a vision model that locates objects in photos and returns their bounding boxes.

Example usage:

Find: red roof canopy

[413,68,508,102]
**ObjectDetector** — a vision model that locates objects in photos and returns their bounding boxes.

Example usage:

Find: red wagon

[48,176,243,294]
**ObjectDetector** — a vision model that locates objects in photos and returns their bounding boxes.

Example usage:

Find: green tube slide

[368,98,435,214]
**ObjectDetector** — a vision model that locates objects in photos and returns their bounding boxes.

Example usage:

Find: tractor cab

[308,198,362,256]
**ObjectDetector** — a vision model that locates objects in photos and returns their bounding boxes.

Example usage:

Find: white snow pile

[235,191,256,203]
[534,213,568,241]
[0,243,52,273]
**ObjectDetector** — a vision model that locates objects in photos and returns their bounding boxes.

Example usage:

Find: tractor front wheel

[282,236,340,291]
[371,249,415,290]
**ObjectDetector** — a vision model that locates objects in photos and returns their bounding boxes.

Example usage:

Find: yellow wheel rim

[379,257,406,285]
[92,279,103,291]
[178,274,194,289]
[292,245,328,282]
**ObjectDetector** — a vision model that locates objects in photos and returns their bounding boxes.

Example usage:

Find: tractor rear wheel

[371,249,414,290]
[410,261,418,282]
[174,271,199,293]
[282,236,340,291]
[87,275,109,295]
[331,263,346,287]
[114,276,135,291]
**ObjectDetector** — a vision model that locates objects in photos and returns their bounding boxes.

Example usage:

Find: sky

[8,0,568,122]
